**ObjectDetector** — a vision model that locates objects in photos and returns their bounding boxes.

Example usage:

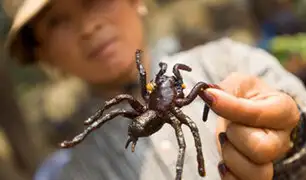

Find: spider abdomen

[128,110,165,137]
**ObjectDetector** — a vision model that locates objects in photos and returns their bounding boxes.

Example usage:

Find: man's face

[33,0,144,85]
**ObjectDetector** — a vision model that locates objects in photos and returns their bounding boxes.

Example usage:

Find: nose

[79,11,103,40]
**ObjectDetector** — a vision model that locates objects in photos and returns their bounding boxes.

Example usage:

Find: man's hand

[205,73,300,180]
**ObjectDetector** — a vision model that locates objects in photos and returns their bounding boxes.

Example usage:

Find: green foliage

[269,33,306,64]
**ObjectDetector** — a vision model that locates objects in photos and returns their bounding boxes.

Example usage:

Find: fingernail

[218,132,228,147]
[218,161,229,178]
[202,90,215,107]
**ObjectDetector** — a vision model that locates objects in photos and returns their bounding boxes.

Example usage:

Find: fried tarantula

[60,49,218,180]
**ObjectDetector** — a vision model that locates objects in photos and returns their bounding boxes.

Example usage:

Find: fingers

[225,123,291,164]
[222,172,240,180]
[205,88,300,129]
[220,137,274,180]
[217,72,270,98]
[212,72,296,180]
[206,72,300,129]
[218,161,239,180]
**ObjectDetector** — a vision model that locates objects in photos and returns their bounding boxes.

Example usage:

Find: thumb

[204,88,296,129]
[205,88,251,117]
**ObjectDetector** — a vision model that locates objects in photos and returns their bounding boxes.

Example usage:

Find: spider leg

[168,116,186,180]
[135,49,149,102]
[171,107,206,177]
[60,109,139,148]
[125,136,138,152]
[175,82,220,122]
[156,62,168,79]
[202,105,210,123]
[85,94,146,125]
[172,63,192,81]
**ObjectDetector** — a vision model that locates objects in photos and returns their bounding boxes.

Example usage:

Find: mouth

[88,37,118,60]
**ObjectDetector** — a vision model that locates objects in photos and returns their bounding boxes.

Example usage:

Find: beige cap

[5,0,49,64]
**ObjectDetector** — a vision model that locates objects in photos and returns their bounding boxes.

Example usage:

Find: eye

[48,17,61,27]
[46,14,70,28]
[82,0,99,8]
[83,0,117,11]
[181,84,186,89]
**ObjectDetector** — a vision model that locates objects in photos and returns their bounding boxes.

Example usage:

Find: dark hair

[12,3,50,65]
[17,22,40,65]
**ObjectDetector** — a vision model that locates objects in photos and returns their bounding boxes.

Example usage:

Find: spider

[60,49,219,180]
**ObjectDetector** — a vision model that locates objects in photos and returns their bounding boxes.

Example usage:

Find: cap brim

[5,0,49,63]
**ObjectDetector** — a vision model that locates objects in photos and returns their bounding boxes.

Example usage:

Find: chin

[87,61,136,85]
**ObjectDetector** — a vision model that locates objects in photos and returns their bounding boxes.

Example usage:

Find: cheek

[44,36,132,83]
[114,5,144,58]
[47,39,77,64]
[122,13,143,42]
[44,36,86,74]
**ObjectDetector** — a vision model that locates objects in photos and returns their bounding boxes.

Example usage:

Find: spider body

[60,49,219,180]
[148,76,179,111]
[127,110,163,137]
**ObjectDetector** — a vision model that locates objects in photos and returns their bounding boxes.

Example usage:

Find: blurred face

[33,0,145,85]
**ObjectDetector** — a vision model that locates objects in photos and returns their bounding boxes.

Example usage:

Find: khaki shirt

[57,38,306,180]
